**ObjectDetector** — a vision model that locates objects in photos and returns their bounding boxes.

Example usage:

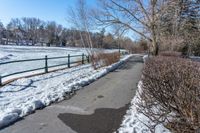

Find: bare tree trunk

[151,0,159,55]
[68,0,96,57]
[6,38,8,45]
[0,38,2,45]
[152,39,159,55]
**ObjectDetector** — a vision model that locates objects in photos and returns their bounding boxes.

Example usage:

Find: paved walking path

[0,55,143,133]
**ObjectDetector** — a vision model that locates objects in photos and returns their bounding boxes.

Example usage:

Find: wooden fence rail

[0,53,90,86]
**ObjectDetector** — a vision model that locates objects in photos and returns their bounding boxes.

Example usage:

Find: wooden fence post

[82,53,84,64]
[68,54,70,68]
[45,55,48,73]
[87,55,90,63]
[0,75,2,86]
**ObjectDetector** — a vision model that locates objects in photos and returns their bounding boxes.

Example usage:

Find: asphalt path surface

[0,55,143,133]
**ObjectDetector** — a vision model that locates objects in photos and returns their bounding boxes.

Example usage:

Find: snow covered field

[0,45,88,80]
[0,53,132,129]
[0,45,118,82]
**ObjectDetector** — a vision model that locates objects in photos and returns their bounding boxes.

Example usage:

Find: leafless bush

[159,36,184,52]
[138,56,200,133]
[159,51,182,57]
[91,52,120,69]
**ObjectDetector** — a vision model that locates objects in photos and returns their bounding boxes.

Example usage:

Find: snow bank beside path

[116,82,171,133]
[116,55,171,133]
[0,55,132,129]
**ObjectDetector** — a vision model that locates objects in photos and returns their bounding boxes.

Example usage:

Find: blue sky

[0,0,96,27]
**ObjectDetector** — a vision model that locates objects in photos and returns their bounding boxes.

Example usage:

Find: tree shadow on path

[58,104,129,133]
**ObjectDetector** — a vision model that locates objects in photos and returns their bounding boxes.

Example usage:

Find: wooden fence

[0,54,90,86]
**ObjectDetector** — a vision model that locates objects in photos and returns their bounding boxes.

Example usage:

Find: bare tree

[37,21,46,46]
[6,18,23,45]
[67,0,95,56]
[1,16,135,49]
[22,17,42,45]
[45,21,57,46]
[93,0,170,55]
[157,0,200,54]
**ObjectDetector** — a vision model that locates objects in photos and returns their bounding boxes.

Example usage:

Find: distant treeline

[0,17,138,49]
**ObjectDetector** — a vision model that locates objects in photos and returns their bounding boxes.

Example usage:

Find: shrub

[91,52,120,69]
[192,39,200,56]
[139,56,200,132]
[181,44,189,56]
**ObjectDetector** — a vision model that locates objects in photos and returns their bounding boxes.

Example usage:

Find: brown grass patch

[91,52,120,69]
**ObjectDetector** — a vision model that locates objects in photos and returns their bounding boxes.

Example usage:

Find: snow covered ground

[0,54,132,129]
[116,55,171,133]
[116,82,171,133]
[0,45,120,82]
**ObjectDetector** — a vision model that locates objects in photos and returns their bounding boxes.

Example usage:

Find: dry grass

[139,56,200,133]
[91,52,120,69]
